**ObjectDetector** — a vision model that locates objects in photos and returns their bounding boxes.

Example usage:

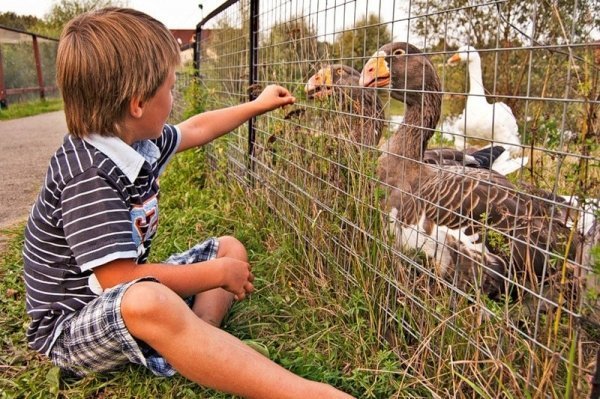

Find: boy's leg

[192,235,244,327]
[122,281,353,399]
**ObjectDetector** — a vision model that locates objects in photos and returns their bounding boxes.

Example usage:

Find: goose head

[447,45,480,66]
[305,64,360,100]
[359,42,441,108]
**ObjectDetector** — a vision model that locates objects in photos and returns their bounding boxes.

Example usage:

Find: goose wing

[423,145,506,169]
[405,167,577,279]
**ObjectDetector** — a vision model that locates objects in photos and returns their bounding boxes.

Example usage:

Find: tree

[407,0,599,49]
[0,12,44,32]
[43,0,129,37]
[332,13,392,71]
[260,16,323,87]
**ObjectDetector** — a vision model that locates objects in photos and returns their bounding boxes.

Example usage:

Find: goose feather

[360,42,580,298]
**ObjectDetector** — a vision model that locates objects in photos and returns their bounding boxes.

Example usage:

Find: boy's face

[133,69,176,141]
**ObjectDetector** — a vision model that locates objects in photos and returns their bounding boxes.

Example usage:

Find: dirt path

[0,111,67,237]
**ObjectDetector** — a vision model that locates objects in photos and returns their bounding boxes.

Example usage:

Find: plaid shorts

[49,237,219,377]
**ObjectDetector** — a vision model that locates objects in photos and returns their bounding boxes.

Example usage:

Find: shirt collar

[84,134,160,182]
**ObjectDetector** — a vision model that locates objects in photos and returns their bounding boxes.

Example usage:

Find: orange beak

[305,68,333,100]
[447,53,461,66]
[359,52,390,88]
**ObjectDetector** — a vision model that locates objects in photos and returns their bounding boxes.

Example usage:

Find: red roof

[170,29,195,45]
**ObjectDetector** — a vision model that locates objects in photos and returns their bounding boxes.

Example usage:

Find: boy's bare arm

[93,257,254,299]
[176,84,295,152]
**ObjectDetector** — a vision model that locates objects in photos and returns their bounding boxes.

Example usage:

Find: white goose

[447,46,524,158]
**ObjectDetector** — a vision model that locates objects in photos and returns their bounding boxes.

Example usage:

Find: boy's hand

[220,257,255,300]
[254,84,295,113]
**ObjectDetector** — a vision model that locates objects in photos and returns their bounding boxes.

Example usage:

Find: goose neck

[467,57,486,97]
[384,93,440,161]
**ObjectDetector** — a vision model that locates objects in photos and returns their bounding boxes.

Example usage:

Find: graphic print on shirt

[130,195,159,256]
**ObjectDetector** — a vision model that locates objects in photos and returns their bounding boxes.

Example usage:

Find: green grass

[0,148,415,398]
[2,77,597,398]
[0,98,63,120]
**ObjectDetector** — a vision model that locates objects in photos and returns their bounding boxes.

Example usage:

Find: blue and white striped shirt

[23,124,181,355]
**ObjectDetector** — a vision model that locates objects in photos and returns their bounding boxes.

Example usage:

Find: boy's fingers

[278,96,295,107]
[233,283,253,301]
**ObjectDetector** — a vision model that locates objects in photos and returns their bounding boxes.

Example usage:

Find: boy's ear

[129,96,145,119]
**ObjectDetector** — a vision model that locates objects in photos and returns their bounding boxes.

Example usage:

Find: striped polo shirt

[22,124,181,355]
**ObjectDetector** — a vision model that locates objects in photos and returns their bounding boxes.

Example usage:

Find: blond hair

[56,7,181,138]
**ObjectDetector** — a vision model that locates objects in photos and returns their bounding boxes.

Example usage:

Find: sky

[0,0,405,42]
[0,0,223,29]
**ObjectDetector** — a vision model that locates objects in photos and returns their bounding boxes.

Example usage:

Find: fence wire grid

[0,26,59,106]
[195,0,600,396]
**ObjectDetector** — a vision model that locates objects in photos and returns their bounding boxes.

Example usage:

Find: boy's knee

[121,281,186,336]
[217,235,248,261]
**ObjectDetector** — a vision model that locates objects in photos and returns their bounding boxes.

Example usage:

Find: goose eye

[393,48,405,56]
[336,68,344,76]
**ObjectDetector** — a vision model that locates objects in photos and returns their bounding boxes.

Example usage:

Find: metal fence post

[32,35,46,101]
[591,349,600,399]
[194,25,201,79]
[0,46,6,108]
[248,0,259,183]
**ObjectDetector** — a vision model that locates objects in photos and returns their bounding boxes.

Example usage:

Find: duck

[446,45,524,157]
[359,42,580,299]
[305,64,511,171]
[305,64,385,147]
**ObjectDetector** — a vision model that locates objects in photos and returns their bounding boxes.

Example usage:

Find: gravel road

[0,111,67,232]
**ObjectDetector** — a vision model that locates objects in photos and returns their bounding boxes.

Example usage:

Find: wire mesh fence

[169,69,196,122]
[195,0,600,396]
[0,26,59,107]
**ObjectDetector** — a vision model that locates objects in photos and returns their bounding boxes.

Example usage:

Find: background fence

[195,0,600,396]
[0,25,59,107]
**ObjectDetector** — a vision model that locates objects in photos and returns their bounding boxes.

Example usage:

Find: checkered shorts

[49,237,219,377]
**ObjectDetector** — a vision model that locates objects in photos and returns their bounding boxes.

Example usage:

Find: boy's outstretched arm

[177,84,295,152]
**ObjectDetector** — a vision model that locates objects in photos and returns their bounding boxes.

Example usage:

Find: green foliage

[332,14,392,71]
[592,244,600,276]
[201,15,249,100]
[1,39,58,99]
[409,0,599,49]
[0,1,126,38]
[43,0,128,37]
[481,219,511,258]
[259,17,322,86]
[0,98,63,120]
[0,147,412,398]
[0,12,46,32]
[526,116,561,148]
[181,76,207,119]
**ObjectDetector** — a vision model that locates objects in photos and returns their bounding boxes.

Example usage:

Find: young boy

[22,7,354,399]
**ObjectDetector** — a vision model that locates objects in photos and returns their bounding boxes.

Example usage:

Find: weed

[0,98,63,120]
